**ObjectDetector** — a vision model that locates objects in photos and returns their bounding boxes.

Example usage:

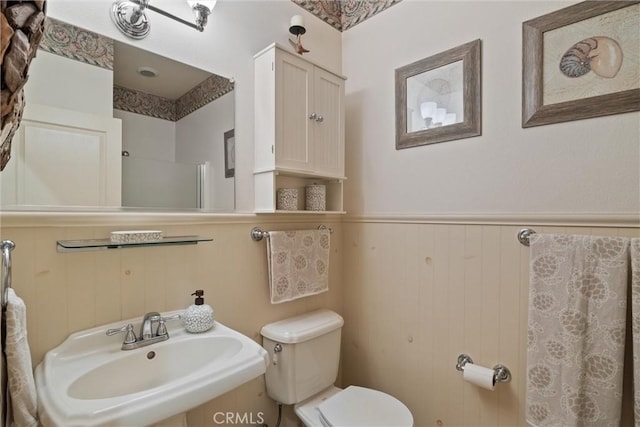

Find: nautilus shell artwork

[559,36,623,79]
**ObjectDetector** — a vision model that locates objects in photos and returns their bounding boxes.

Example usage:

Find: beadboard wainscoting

[341,220,639,427]
[1,212,638,426]
[0,213,344,427]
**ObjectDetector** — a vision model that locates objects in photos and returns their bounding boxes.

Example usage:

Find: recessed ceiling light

[138,66,159,78]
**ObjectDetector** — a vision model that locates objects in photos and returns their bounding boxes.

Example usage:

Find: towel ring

[1,240,16,309]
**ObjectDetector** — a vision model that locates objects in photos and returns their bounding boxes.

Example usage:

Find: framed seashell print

[395,39,481,149]
[522,1,640,127]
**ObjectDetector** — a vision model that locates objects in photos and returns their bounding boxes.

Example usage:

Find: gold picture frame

[395,39,481,149]
[522,1,640,127]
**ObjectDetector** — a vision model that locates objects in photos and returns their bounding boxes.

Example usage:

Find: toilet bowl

[261,309,413,427]
[295,385,413,427]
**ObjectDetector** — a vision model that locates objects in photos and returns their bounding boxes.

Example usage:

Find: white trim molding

[1,210,637,229]
[343,212,640,228]
[0,210,345,228]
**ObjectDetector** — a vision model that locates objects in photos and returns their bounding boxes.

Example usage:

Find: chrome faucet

[141,311,161,339]
[106,312,181,350]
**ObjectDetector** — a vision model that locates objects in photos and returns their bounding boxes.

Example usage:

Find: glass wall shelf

[56,235,213,253]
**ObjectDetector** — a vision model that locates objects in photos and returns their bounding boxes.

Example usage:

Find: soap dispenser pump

[183,290,214,333]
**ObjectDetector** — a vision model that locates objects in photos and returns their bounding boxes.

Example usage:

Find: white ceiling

[113,40,213,100]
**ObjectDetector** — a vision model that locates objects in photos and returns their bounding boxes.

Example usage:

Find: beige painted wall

[339,2,640,423]
[341,1,640,215]
[0,213,344,426]
[342,220,638,426]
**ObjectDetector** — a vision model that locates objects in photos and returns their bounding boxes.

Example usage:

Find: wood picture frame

[522,1,640,128]
[395,39,481,149]
[224,129,235,178]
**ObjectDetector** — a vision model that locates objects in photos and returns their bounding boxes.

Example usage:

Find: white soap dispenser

[183,289,214,333]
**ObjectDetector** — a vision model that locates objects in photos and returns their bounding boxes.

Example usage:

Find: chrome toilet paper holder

[455,353,511,384]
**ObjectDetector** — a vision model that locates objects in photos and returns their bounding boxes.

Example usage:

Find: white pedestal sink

[35,311,269,427]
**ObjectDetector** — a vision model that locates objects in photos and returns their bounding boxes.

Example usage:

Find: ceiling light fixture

[111,0,216,39]
[137,66,158,77]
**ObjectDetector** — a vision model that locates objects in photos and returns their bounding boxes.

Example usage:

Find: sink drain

[147,351,156,360]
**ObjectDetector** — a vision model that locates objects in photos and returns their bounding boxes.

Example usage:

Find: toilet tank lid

[261,309,344,344]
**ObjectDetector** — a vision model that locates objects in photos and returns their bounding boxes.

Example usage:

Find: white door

[1,104,122,207]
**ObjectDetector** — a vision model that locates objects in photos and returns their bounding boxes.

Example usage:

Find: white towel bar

[251,225,333,242]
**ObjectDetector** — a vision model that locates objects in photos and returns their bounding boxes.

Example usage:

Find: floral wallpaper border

[113,85,176,121]
[175,75,234,120]
[292,0,401,32]
[114,75,234,122]
[39,18,113,70]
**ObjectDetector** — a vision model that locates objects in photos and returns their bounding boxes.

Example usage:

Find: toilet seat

[297,385,413,427]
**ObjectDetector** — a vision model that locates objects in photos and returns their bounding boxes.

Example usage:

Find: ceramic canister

[276,188,298,210]
[305,184,326,211]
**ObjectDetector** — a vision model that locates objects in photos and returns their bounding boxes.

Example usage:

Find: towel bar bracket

[251,227,270,242]
[518,228,536,247]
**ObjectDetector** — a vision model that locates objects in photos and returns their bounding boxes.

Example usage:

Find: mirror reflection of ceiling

[39,18,233,122]
[114,41,211,100]
[292,0,401,31]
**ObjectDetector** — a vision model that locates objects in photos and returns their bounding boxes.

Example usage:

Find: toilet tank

[261,309,344,405]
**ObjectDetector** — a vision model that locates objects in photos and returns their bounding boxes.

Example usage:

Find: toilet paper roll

[463,363,495,391]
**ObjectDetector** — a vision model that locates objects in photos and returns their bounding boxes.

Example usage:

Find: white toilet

[261,309,413,427]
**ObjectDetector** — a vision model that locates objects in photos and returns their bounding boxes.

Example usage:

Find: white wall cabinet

[254,43,346,213]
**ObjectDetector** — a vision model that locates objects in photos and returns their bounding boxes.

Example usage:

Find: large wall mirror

[0,18,235,212]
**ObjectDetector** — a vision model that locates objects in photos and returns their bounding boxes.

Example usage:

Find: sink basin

[68,336,243,400]
[35,311,269,427]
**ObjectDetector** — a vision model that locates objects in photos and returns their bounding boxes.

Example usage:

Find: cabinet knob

[308,113,317,120]
[315,115,324,123]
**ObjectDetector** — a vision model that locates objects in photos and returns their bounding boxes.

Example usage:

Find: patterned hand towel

[526,234,629,427]
[630,238,640,423]
[4,288,38,427]
[267,229,330,304]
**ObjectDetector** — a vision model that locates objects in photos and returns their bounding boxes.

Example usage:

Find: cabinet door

[312,67,344,177]
[275,52,313,172]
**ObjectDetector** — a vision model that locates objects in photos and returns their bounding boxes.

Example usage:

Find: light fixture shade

[290,15,304,28]
[187,0,217,12]
[420,102,437,119]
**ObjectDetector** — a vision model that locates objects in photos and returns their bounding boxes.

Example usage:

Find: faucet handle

[106,323,137,344]
[156,313,182,337]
